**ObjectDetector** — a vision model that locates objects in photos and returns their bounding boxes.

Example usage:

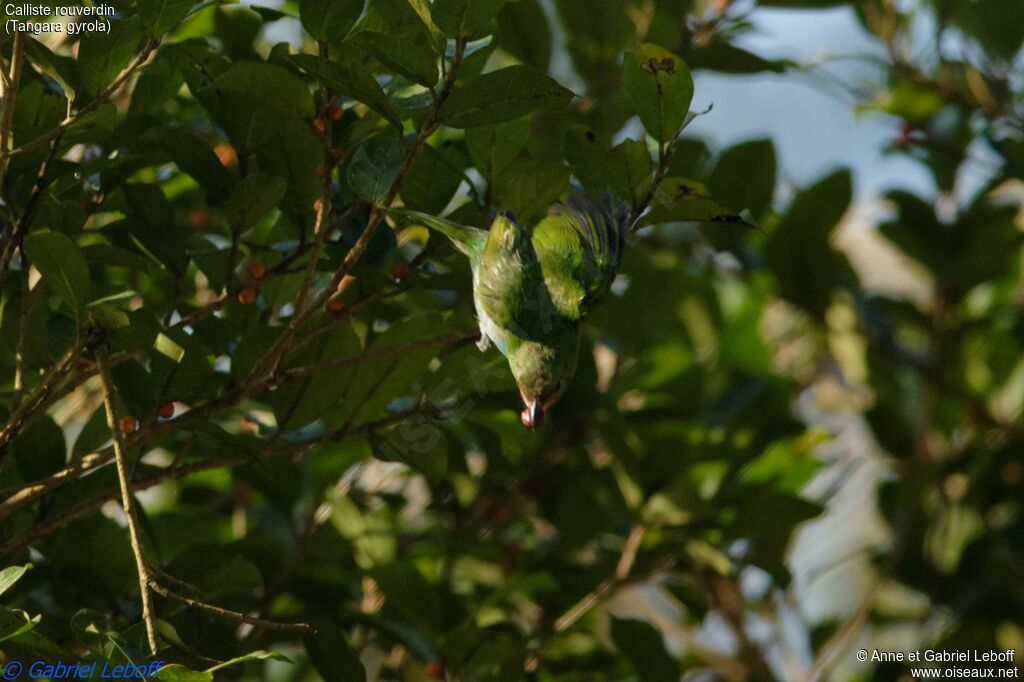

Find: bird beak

[519,397,545,429]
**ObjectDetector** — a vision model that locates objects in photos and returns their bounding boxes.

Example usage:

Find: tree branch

[96,347,159,655]
[148,579,314,635]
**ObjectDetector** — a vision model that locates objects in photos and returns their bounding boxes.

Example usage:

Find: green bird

[395,199,627,428]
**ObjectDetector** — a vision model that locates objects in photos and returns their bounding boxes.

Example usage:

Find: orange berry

[425,661,444,679]
[119,416,138,434]
[311,118,327,136]
[390,262,411,281]
[328,103,343,121]
[237,286,257,305]
[248,263,266,280]
[157,402,175,420]
[337,274,358,293]
[214,143,238,169]
[326,298,345,315]
[188,208,209,231]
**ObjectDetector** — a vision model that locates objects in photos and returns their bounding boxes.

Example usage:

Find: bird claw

[476,335,491,352]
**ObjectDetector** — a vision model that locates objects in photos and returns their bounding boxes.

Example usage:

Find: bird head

[507,334,579,429]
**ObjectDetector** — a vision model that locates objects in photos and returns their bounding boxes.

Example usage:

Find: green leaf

[347,134,404,204]
[207,651,293,673]
[764,169,853,318]
[466,118,530,182]
[623,43,693,143]
[123,184,187,273]
[441,65,573,128]
[432,0,507,36]
[496,162,570,222]
[0,607,39,643]
[402,143,466,213]
[608,138,653,208]
[496,0,550,70]
[11,415,64,482]
[137,0,194,36]
[227,174,287,230]
[23,231,91,314]
[345,0,442,86]
[304,623,366,682]
[562,125,610,195]
[642,178,746,226]
[162,127,235,203]
[272,324,362,431]
[370,423,449,484]
[214,62,316,120]
[155,665,212,682]
[0,564,31,598]
[290,53,402,132]
[708,139,776,218]
[299,0,362,42]
[610,618,678,682]
[77,16,145,96]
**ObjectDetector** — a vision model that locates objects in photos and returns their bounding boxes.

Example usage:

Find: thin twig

[97,347,159,655]
[148,579,314,635]
[0,30,26,192]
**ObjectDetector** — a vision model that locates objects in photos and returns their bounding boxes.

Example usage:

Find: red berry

[248,263,266,280]
[311,118,327,136]
[326,298,345,315]
[214,143,238,169]
[237,286,256,305]
[390,262,411,281]
[425,661,444,679]
[328,103,343,121]
[119,416,138,434]
[188,208,209,231]
[157,402,175,420]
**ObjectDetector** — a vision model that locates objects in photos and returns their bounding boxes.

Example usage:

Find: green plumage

[393,200,626,421]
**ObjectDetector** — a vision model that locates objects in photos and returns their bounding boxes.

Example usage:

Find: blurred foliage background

[0,0,1022,680]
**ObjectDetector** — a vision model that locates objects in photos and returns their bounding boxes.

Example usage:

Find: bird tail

[390,208,486,257]
[554,195,628,272]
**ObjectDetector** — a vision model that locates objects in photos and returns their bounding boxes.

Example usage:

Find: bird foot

[476,335,491,352]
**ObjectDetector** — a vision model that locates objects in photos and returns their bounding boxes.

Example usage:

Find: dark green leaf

[347,134,404,204]
[441,65,573,128]
[496,0,550,70]
[708,139,776,218]
[610,618,679,682]
[137,0,194,36]
[299,0,362,42]
[433,0,507,37]
[304,623,366,682]
[764,169,853,318]
[345,0,442,86]
[77,16,145,96]
[12,415,66,482]
[466,117,530,182]
[623,43,693,143]
[23,231,91,314]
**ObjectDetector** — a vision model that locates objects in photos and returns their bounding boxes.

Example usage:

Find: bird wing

[475,214,554,343]
[531,197,626,321]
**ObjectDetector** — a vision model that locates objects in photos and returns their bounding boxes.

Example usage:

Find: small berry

[214,143,238,169]
[248,263,266,280]
[311,118,327,136]
[425,661,444,679]
[328,103,343,121]
[237,286,257,305]
[337,274,358,293]
[188,208,209,231]
[157,402,175,420]
[330,148,346,164]
[326,298,345,315]
[119,416,138,434]
[390,262,411,281]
